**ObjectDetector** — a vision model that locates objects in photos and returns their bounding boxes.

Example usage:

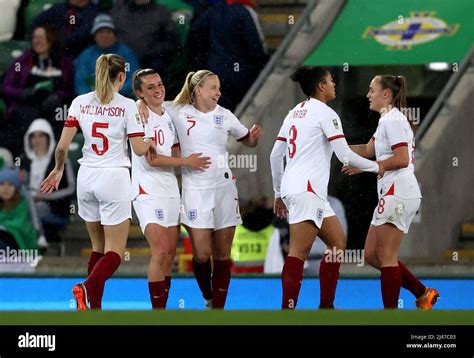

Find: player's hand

[341,165,363,176]
[145,147,157,163]
[376,161,385,179]
[40,168,63,193]
[185,153,211,171]
[137,99,149,124]
[249,124,263,141]
[274,197,288,219]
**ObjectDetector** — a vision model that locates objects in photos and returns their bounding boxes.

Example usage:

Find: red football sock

[211,259,232,309]
[319,252,341,308]
[398,261,425,298]
[84,251,121,309]
[87,251,104,276]
[281,256,304,309]
[148,280,168,309]
[192,258,212,300]
[165,276,171,290]
[381,266,401,308]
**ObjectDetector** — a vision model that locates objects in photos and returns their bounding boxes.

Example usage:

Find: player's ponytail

[290,66,330,97]
[393,75,407,111]
[95,54,126,105]
[173,70,216,106]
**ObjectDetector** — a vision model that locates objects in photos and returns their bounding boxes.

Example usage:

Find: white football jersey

[131,107,180,199]
[65,92,145,168]
[166,103,249,190]
[277,98,345,199]
[373,107,421,199]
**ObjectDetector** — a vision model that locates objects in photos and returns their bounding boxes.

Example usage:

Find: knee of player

[364,250,376,265]
[193,251,212,263]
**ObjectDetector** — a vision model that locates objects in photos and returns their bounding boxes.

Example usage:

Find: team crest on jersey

[317,208,324,222]
[332,119,339,129]
[155,209,164,221]
[214,115,224,126]
[135,113,142,125]
[188,209,198,222]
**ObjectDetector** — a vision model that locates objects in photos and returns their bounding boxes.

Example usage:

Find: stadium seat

[0,0,20,42]
[24,0,63,35]
[0,40,30,75]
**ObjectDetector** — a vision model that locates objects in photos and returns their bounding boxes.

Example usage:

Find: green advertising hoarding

[305,0,473,66]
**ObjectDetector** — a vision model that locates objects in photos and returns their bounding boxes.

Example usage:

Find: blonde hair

[173,70,216,105]
[95,54,126,104]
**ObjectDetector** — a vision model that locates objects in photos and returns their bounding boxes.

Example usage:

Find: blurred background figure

[75,13,139,97]
[0,168,38,251]
[111,0,177,78]
[30,0,99,57]
[0,0,21,42]
[2,24,74,153]
[231,196,280,273]
[19,118,75,246]
[187,0,268,111]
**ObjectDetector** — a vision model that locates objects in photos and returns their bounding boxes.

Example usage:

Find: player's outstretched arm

[241,124,263,147]
[349,138,375,159]
[41,126,77,193]
[146,151,211,171]
[331,137,383,177]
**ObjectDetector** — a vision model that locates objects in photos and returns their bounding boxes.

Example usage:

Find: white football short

[181,181,242,230]
[132,195,180,232]
[282,192,334,229]
[77,166,132,225]
[371,195,421,233]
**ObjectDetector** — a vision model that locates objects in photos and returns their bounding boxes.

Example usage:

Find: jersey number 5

[288,125,297,158]
[92,122,109,156]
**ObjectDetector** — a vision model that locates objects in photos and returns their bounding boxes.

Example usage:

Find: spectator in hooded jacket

[20,118,75,243]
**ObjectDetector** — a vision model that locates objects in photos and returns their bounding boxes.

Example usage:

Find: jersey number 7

[187,119,196,136]
[92,122,109,156]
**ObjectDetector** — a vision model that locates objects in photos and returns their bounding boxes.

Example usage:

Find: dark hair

[31,24,62,61]
[376,75,407,111]
[95,54,126,104]
[132,68,158,99]
[290,66,330,97]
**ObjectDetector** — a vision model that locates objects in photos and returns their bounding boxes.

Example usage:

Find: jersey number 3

[92,122,109,156]
[288,125,297,158]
